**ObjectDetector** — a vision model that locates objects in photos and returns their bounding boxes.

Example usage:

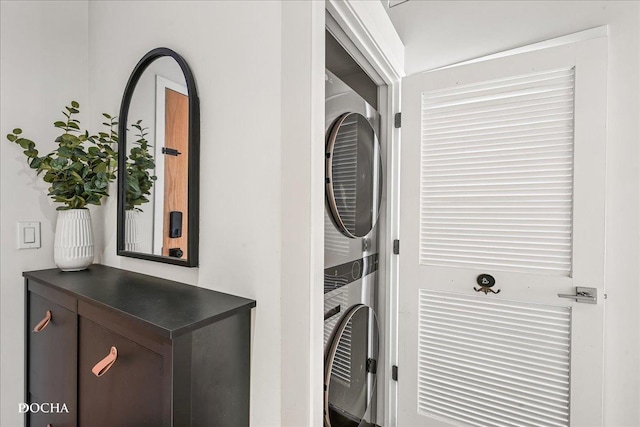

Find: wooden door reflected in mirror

[163,88,189,258]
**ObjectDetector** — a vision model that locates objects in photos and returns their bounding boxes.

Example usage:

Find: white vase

[125,210,140,252]
[54,209,94,271]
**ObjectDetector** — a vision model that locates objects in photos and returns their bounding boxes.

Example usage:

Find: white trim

[378,78,402,427]
[432,25,609,72]
[153,75,188,255]
[309,4,326,426]
[326,0,405,84]
[326,12,385,86]
[388,0,410,8]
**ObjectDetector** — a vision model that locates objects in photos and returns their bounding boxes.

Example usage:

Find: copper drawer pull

[33,310,52,332]
[92,346,118,377]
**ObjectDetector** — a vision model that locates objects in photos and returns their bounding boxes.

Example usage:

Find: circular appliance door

[324,304,379,427]
[326,112,383,239]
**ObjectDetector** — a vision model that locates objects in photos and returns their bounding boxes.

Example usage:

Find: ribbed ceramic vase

[54,209,94,271]
[125,210,140,252]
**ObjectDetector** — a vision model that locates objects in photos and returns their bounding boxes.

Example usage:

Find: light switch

[24,227,36,243]
[18,221,40,249]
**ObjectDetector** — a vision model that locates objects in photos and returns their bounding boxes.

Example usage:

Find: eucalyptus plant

[125,120,157,211]
[6,101,118,210]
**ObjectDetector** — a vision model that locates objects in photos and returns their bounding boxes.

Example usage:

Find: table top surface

[24,264,256,338]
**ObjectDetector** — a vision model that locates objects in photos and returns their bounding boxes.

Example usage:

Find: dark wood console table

[24,264,255,427]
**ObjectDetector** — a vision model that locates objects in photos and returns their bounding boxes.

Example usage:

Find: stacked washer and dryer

[323,68,384,427]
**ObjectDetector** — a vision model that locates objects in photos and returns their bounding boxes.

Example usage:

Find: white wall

[280,2,325,425]
[0,2,90,426]
[388,1,640,425]
[89,1,284,425]
[0,0,327,424]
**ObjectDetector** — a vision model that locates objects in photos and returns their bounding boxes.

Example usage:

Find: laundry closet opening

[323,29,386,427]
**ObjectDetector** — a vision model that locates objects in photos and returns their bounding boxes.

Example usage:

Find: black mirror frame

[117,47,200,267]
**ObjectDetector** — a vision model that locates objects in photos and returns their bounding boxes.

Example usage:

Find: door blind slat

[420,68,575,275]
[424,68,575,97]
[418,290,571,426]
[424,93,575,122]
[421,381,568,425]
[419,338,570,379]
[418,387,567,427]
[420,360,569,406]
[422,157,573,171]
[426,106,574,128]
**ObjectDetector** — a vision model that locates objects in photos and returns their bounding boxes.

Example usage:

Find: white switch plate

[18,221,40,249]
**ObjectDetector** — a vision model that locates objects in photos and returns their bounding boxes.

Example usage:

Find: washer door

[324,304,379,427]
[326,113,383,239]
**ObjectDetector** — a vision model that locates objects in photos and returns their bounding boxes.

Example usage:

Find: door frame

[325,2,404,426]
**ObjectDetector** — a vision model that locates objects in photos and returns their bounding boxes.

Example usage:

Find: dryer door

[324,304,379,427]
[326,113,383,239]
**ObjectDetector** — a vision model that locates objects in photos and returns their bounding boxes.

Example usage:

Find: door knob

[558,286,597,304]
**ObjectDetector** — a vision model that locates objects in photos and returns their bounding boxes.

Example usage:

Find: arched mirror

[324,304,379,427]
[325,112,382,238]
[117,47,199,266]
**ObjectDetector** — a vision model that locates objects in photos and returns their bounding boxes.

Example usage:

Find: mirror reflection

[124,56,189,259]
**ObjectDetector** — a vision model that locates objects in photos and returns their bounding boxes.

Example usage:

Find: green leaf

[60,133,80,143]
[12,128,22,135]
[17,138,31,150]
[29,157,42,169]
[57,146,73,157]
[51,157,68,170]
[7,134,17,142]
[70,170,83,183]
[54,121,67,128]
[73,148,87,158]
[94,162,107,173]
[71,101,79,108]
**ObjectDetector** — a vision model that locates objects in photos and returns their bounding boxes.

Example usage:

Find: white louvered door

[398,37,607,427]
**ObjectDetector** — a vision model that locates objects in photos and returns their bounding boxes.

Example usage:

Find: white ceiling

[384,1,619,75]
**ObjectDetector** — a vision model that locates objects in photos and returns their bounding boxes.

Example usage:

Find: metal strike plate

[557,286,597,304]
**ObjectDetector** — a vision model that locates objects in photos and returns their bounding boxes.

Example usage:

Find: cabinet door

[28,399,73,427]
[78,317,163,427]
[28,291,76,427]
